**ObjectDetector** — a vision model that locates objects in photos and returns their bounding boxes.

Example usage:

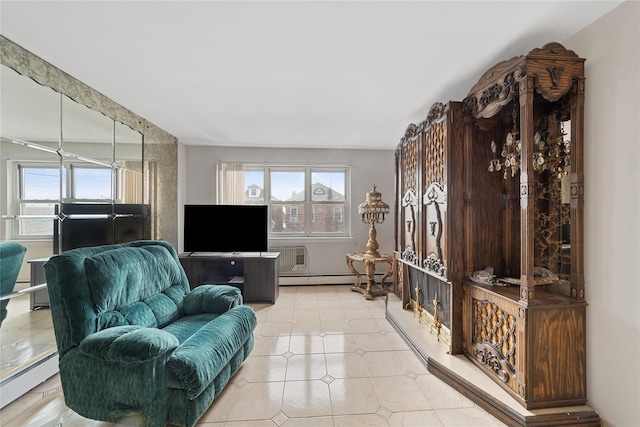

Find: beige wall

[180,145,395,277]
[564,2,640,425]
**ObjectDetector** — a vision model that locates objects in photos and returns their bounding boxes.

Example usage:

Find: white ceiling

[0,1,622,150]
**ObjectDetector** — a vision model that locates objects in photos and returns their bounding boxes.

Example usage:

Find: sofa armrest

[79,325,179,362]
[183,284,243,315]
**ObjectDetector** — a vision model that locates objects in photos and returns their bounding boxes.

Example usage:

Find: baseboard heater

[269,246,389,285]
[279,273,390,286]
[279,274,353,285]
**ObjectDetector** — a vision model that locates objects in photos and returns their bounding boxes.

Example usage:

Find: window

[15,163,112,237]
[334,206,343,221]
[245,170,264,202]
[290,206,299,222]
[72,167,112,200]
[218,163,350,237]
[17,165,61,237]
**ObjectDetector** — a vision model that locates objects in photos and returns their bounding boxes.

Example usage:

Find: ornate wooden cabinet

[390,43,596,423]
[461,42,587,409]
[394,101,465,352]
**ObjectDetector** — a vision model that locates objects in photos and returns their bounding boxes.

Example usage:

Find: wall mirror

[532,98,573,286]
[0,62,147,405]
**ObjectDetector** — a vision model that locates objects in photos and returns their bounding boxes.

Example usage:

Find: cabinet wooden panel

[394,101,465,353]
[395,124,421,266]
[179,252,279,303]
[463,283,586,408]
[244,256,280,302]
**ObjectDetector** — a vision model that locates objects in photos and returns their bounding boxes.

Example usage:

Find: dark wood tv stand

[178,252,279,303]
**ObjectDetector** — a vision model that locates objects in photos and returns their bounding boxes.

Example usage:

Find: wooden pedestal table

[346,252,393,300]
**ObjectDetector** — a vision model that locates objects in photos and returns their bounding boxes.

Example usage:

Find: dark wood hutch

[389,43,598,425]
[393,101,466,351]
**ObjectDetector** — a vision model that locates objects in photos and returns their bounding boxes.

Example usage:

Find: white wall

[564,2,639,426]
[181,145,395,277]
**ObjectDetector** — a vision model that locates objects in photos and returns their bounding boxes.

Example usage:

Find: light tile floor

[0,285,505,426]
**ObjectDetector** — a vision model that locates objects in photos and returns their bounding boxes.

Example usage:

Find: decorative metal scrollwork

[424,183,445,271]
[402,189,418,257]
[402,188,418,207]
[425,102,447,126]
[404,123,419,139]
[429,221,437,236]
[423,253,447,277]
[402,247,418,264]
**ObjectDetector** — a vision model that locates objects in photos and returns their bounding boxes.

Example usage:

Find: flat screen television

[184,204,268,253]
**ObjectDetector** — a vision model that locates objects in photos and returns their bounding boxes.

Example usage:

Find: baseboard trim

[279,274,355,286]
[0,349,59,409]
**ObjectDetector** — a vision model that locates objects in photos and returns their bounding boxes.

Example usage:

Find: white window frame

[68,164,114,201]
[217,163,351,238]
[334,206,343,222]
[10,161,114,239]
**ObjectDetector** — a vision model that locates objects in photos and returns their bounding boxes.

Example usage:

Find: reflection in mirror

[60,98,114,253]
[61,94,115,197]
[0,64,60,395]
[1,141,61,242]
[0,59,145,406]
[559,120,572,278]
[115,120,143,205]
[1,64,61,239]
[114,120,149,244]
[0,291,56,380]
[533,102,572,283]
[0,65,61,144]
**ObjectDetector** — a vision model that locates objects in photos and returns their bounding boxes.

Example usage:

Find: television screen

[184,204,268,253]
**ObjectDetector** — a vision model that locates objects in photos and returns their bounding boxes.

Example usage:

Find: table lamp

[357,185,390,257]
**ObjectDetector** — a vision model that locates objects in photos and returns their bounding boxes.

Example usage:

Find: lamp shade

[357,185,390,224]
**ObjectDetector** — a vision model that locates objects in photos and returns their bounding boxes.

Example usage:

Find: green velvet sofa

[44,240,257,427]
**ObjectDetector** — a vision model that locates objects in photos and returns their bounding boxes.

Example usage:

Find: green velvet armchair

[0,241,27,326]
[44,240,257,427]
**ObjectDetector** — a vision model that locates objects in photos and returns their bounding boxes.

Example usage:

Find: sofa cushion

[184,285,243,315]
[165,305,257,399]
[84,245,185,328]
[162,313,218,344]
[118,301,159,328]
